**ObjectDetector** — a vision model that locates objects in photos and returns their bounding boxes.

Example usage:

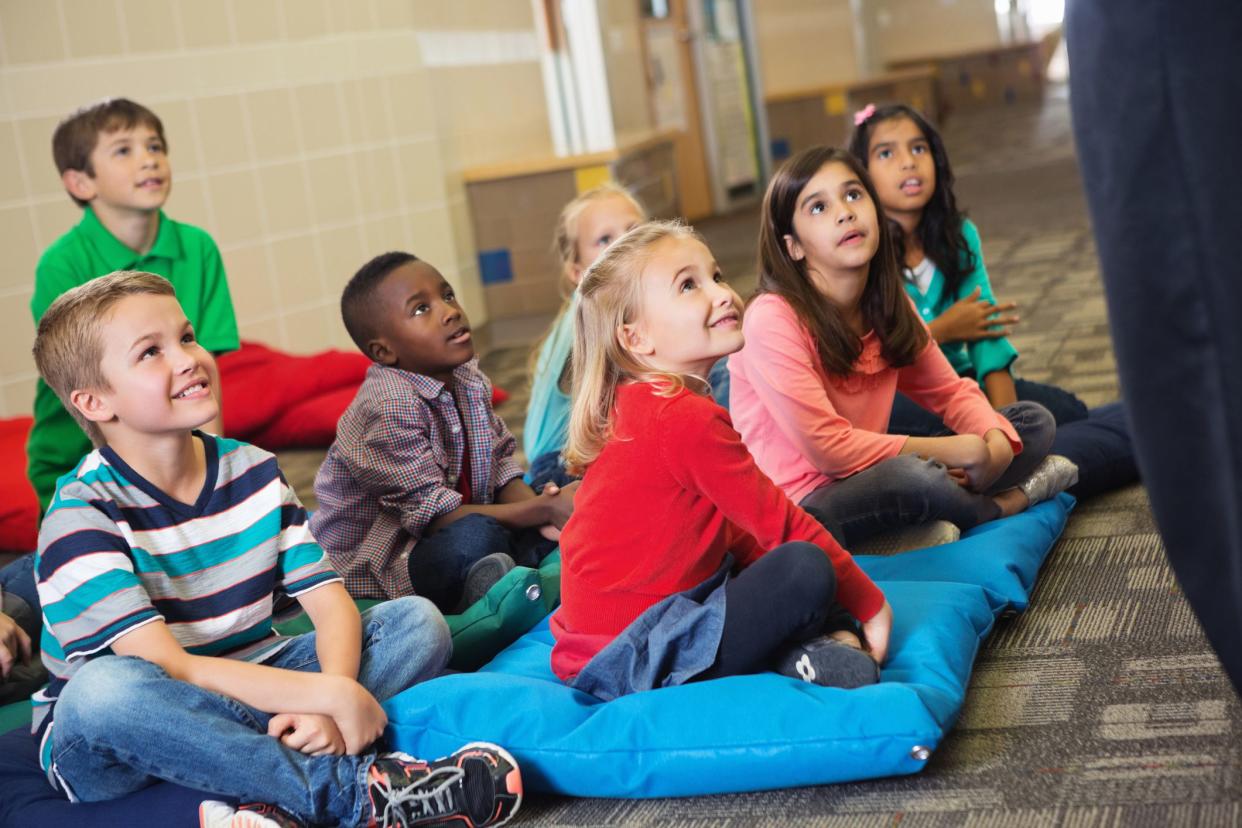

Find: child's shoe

[456,553,516,613]
[1017,454,1079,505]
[774,635,881,689]
[199,800,303,827]
[850,519,960,556]
[367,742,522,827]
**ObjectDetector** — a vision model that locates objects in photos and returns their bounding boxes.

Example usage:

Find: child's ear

[368,338,397,367]
[62,169,97,203]
[618,322,655,357]
[783,234,805,262]
[68,388,114,425]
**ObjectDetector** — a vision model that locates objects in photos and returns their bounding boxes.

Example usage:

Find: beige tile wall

[0,0,489,419]
[753,0,859,96]
[754,0,1003,97]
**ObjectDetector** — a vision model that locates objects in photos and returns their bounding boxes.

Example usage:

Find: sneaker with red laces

[199,800,304,827]
[366,742,522,827]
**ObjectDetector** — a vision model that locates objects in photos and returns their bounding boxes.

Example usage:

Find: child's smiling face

[864,116,937,218]
[621,236,744,378]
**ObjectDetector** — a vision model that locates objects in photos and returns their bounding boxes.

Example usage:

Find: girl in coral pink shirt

[729,147,1077,547]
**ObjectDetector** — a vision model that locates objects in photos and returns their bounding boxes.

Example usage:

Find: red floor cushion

[0,417,38,553]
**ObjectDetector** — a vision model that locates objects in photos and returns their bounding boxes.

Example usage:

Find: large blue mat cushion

[384,494,1074,798]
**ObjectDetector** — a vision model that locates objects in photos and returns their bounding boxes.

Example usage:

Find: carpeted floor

[278,84,1240,826]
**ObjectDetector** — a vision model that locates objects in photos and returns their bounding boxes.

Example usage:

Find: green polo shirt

[28,206,240,513]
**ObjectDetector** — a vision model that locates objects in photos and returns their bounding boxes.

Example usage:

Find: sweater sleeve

[657,393,885,622]
[741,298,907,478]
[957,219,1018,379]
[897,338,1022,453]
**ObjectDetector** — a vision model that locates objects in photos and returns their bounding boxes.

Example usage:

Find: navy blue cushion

[0,728,223,827]
[383,495,1074,798]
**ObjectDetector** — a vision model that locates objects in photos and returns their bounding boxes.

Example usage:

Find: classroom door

[641,0,714,220]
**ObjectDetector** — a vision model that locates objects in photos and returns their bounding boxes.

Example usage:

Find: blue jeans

[51,597,451,825]
[527,450,577,491]
[0,553,39,623]
[801,401,1056,546]
[708,357,731,409]
[409,513,556,611]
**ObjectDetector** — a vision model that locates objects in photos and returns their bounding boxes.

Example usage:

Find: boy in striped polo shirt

[29,271,523,827]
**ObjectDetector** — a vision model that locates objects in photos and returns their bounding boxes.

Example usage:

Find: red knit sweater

[550,382,885,681]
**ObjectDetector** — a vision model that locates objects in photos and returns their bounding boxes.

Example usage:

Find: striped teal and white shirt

[32,432,340,779]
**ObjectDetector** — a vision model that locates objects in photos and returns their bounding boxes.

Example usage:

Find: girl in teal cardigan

[849,103,1087,431]
[849,103,1139,498]
[524,184,645,487]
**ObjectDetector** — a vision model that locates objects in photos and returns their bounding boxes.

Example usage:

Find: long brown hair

[756,145,927,375]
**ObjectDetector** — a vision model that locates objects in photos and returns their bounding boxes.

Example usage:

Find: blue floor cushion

[384,494,1074,798]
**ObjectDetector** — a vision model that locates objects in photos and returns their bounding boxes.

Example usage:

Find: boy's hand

[541,480,580,529]
[268,712,346,756]
[930,287,1019,343]
[329,677,388,755]
[860,601,893,665]
[0,611,32,679]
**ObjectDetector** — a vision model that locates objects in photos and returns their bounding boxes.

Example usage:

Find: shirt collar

[373,359,486,401]
[79,206,181,269]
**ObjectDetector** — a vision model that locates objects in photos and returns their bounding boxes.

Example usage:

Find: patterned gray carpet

[279,85,1241,826]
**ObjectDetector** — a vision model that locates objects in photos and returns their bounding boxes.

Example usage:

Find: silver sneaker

[851,520,961,556]
[1017,454,1079,505]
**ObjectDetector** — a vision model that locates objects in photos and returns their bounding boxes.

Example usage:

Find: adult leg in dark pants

[1067,1,1242,691]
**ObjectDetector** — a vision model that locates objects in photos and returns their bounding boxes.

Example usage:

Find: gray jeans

[800,401,1056,546]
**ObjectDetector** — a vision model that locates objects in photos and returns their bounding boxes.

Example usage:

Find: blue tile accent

[478,248,514,285]
[771,138,791,161]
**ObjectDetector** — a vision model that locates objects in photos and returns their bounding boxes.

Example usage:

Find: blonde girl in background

[524,185,646,488]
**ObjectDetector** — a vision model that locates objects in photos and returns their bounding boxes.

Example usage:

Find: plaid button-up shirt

[311,360,524,599]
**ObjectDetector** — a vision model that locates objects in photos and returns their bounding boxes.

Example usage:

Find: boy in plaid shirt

[312,252,576,610]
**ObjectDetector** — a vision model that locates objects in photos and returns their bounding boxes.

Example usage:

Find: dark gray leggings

[695,542,855,681]
[800,401,1056,546]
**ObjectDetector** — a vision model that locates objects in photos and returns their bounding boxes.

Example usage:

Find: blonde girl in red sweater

[549,221,892,701]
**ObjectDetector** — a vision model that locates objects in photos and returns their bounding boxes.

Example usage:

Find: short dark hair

[341,251,419,355]
[53,98,167,208]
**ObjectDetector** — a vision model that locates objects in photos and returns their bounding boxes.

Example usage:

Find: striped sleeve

[36,490,161,662]
[275,471,340,596]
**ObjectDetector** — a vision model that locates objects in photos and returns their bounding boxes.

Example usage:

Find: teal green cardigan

[904,218,1018,382]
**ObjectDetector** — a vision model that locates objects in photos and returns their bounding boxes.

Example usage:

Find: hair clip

[853,103,877,126]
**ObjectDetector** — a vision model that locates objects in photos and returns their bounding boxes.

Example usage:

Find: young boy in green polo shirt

[29,98,239,512]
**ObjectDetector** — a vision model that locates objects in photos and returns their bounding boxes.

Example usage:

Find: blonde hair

[563,220,703,474]
[529,183,648,394]
[32,270,176,446]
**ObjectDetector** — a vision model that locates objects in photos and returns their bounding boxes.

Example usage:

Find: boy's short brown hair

[53,98,166,208]
[33,271,176,446]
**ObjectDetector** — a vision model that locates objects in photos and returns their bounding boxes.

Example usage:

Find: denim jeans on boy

[50,596,451,825]
[0,553,45,704]
[527,450,577,492]
[801,400,1056,546]
[408,513,556,611]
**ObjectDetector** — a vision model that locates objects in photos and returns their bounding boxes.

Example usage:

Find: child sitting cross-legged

[312,252,574,610]
[31,271,522,828]
[552,221,891,700]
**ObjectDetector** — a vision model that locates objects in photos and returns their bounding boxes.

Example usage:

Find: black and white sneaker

[366,742,522,827]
